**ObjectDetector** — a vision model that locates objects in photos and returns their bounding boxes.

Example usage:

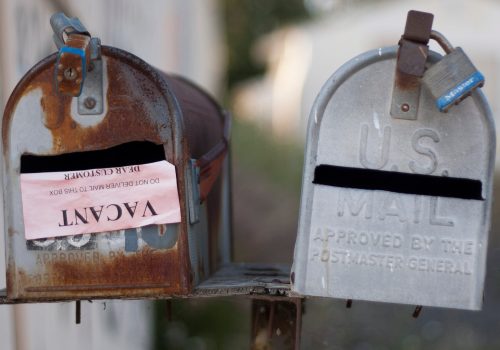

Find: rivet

[83,97,96,109]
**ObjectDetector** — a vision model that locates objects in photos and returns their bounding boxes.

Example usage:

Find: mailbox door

[2,47,194,301]
[292,47,495,310]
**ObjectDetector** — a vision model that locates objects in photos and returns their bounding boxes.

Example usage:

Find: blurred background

[1,0,500,349]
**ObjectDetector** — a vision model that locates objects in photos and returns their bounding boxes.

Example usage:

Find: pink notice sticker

[20,161,181,240]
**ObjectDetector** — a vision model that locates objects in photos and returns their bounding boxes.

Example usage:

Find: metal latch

[390,10,434,120]
[50,13,104,115]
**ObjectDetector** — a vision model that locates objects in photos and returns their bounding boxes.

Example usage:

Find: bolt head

[83,97,97,109]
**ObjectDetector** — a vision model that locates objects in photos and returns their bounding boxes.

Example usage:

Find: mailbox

[291,11,495,310]
[1,14,231,302]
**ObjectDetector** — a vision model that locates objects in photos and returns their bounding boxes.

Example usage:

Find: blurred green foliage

[220,0,310,88]
[232,119,304,195]
[153,299,249,350]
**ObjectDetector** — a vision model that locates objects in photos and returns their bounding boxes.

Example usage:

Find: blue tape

[59,46,86,58]
[436,71,484,111]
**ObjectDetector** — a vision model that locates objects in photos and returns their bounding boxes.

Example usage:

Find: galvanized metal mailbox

[2,14,231,302]
[292,11,495,310]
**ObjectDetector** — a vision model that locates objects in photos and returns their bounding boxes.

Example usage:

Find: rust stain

[164,75,228,273]
[3,47,170,154]
[49,247,179,286]
[162,75,223,159]
[395,71,420,91]
[42,57,164,152]
[159,224,166,236]
[208,176,223,273]
[6,267,13,297]
[8,227,16,238]
[175,131,193,290]
[395,40,428,85]
[14,247,185,300]
[55,34,91,97]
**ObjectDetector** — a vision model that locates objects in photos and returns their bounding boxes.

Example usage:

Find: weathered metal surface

[391,11,433,120]
[2,45,230,302]
[292,46,495,310]
[194,263,290,297]
[390,61,422,120]
[396,40,429,77]
[163,74,231,275]
[55,33,91,96]
[77,58,104,115]
[0,263,290,303]
[402,10,433,44]
[251,297,302,350]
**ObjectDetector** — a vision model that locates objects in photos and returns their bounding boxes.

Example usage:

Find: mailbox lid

[2,46,196,301]
[292,46,495,310]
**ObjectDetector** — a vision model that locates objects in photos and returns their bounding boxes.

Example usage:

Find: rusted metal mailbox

[292,11,495,310]
[1,14,231,302]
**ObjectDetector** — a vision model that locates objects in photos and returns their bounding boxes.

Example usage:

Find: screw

[401,103,410,112]
[83,97,96,110]
[63,67,78,80]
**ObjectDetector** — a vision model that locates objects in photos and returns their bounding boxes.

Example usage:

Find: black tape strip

[313,164,483,200]
[20,141,166,173]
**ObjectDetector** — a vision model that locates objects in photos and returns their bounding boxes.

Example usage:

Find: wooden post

[251,297,303,350]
